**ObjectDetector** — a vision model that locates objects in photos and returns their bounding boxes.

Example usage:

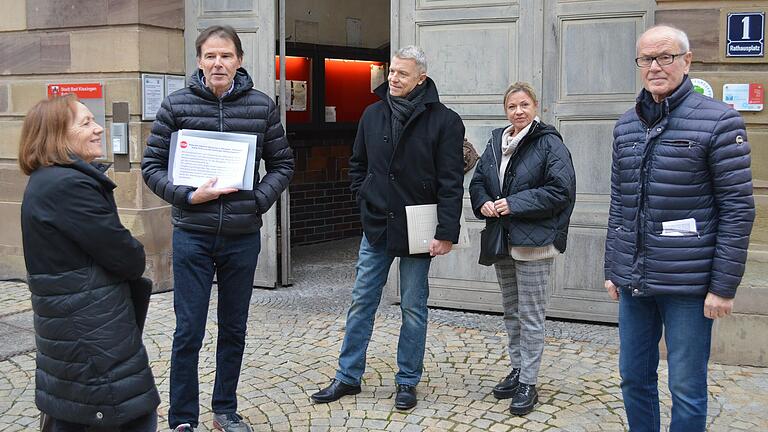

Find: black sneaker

[213,413,252,432]
[509,383,538,416]
[492,368,520,399]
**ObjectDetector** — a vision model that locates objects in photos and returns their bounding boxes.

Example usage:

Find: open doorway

[277,1,390,252]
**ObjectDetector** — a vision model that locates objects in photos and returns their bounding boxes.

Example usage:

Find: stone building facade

[0,0,765,365]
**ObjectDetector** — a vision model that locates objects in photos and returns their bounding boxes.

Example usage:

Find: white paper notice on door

[406,204,470,254]
[661,218,698,237]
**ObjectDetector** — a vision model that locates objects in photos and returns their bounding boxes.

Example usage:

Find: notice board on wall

[276,56,312,123]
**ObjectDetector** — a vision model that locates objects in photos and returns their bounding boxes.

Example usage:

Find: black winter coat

[605,77,754,298]
[469,120,576,252]
[350,78,465,257]
[142,68,294,235]
[20,159,159,426]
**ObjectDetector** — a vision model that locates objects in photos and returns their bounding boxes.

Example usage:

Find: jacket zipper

[634,126,653,293]
[215,99,224,236]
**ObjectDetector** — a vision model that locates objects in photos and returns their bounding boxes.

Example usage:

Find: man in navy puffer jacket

[604,25,754,432]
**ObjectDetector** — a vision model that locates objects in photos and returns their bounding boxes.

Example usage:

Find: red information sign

[47,83,103,99]
[749,83,764,105]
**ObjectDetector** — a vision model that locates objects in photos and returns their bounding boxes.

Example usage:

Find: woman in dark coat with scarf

[469,82,576,416]
[18,95,159,431]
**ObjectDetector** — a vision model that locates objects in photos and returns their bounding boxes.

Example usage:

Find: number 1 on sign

[742,16,750,39]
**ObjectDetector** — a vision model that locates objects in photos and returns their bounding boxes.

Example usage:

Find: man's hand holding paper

[189,177,237,204]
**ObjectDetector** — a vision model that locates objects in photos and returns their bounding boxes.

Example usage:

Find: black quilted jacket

[21,159,159,426]
[142,68,294,235]
[469,120,576,252]
[604,77,754,298]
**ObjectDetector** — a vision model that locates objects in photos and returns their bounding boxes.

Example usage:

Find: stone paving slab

[1,238,767,431]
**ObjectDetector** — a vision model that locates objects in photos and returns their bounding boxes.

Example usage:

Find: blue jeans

[169,228,261,429]
[336,235,432,387]
[619,290,713,432]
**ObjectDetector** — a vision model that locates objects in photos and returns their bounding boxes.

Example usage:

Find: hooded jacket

[604,77,754,298]
[21,159,159,426]
[349,78,465,257]
[142,68,294,235]
[469,120,576,252]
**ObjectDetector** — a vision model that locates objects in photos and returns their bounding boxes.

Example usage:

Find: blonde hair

[503,82,538,106]
[18,95,78,175]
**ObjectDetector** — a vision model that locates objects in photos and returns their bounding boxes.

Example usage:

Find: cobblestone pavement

[1,237,767,431]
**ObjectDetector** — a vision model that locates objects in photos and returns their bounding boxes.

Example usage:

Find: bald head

[637,25,690,55]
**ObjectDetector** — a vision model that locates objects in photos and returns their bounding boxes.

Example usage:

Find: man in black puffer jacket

[604,25,754,432]
[142,25,293,432]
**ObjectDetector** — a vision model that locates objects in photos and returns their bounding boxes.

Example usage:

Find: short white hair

[393,45,428,73]
[637,25,690,53]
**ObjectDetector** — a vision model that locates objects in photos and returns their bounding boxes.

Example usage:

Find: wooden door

[541,0,654,322]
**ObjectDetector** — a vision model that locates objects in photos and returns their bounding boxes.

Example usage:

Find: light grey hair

[393,45,428,73]
[637,25,690,53]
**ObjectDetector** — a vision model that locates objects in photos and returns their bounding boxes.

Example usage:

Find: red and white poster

[47,83,102,99]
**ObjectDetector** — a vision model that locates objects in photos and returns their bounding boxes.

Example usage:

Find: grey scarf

[387,82,427,145]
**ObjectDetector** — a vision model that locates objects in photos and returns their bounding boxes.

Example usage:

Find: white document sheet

[406,204,471,255]
[171,132,250,189]
[661,218,698,236]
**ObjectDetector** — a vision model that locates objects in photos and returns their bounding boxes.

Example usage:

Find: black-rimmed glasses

[634,52,687,68]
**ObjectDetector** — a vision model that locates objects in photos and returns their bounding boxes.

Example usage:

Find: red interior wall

[275,56,312,124]
[325,59,386,123]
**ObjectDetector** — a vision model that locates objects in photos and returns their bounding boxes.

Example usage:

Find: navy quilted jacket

[142,68,294,235]
[469,120,576,252]
[604,77,755,298]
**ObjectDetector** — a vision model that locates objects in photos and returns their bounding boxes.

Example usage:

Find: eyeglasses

[634,52,687,68]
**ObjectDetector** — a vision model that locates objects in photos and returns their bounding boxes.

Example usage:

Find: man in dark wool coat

[311,45,465,411]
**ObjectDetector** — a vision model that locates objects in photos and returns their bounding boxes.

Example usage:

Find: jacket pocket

[660,139,698,148]
[360,172,374,196]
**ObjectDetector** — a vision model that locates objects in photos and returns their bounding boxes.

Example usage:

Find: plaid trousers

[494,257,554,385]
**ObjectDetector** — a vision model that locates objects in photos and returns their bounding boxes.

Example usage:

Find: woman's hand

[493,198,510,216]
[481,201,499,217]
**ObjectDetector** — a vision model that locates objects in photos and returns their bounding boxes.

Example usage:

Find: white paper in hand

[171,131,249,189]
[405,204,470,255]
[661,218,698,236]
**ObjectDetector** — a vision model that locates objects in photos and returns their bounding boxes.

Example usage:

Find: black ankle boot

[394,384,417,410]
[492,368,520,399]
[509,383,538,416]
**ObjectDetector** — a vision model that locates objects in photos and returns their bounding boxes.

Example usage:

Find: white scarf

[499,117,539,184]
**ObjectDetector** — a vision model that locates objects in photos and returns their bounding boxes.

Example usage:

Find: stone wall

[0,0,184,291]
[656,0,768,366]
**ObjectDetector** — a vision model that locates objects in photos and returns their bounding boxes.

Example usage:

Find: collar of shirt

[201,75,235,99]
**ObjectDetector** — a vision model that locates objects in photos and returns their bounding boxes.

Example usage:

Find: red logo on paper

[180,141,188,149]
[47,83,103,99]
[749,84,764,105]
